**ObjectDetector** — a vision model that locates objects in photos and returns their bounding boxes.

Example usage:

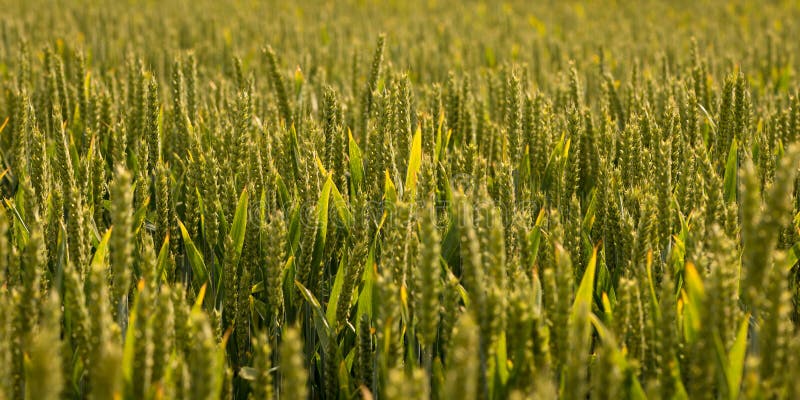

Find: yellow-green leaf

[404,126,423,201]
[348,129,364,195]
[229,188,249,258]
[179,220,208,288]
[571,245,598,320]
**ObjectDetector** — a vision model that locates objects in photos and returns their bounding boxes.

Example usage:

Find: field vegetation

[2,0,800,399]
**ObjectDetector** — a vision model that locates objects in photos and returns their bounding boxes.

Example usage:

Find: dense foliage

[2,0,800,398]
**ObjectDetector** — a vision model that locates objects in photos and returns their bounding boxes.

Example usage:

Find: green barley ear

[613,276,649,375]
[264,46,292,126]
[717,74,735,160]
[183,139,203,239]
[655,135,673,245]
[531,284,552,376]
[96,86,113,144]
[146,77,161,177]
[787,335,800,398]
[90,149,107,227]
[364,97,386,193]
[630,195,657,269]
[279,326,308,400]
[603,72,625,131]
[54,53,70,122]
[741,145,800,309]
[24,291,63,400]
[392,75,413,171]
[128,58,146,153]
[561,301,591,400]
[543,239,573,373]
[261,209,286,326]
[30,109,50,208]
[506,72,522,165]
[171,286,191,358]
[74,51,88,130]
[130,283,154,399]
[788,93,800,146]
[697,143,725,234]
[158,353,185,399]
[12,89,30,183]
[591,333,623,399]
[443,313,479,400]
[247,133,267,199]
[42,184,63,269]
[295,207,318,292]
[187,309,225,400]
[249,331,274,400]
[41,48,57,132]
[444,72,459,137]
[654,272,680,398]
[733,72,751,148]
[576,111,599,199]
[151,287,175,386]
[384,367,428,400]
[526,94,544,185]
[201,155,221,251]
[415,201,442,352]
[156,161,176,270]
[232,56,245,91]
[56,117,89,272]
[322,332,341,400]
[171,57,187,160]
[86,230,123,400]
[756,254,795,396]
[374,252,403,372]
[63,255,91,380]
[110,166,133,320]
[361,34,386,139]
[222,366,234,400]
[323,86,338,169]
[482,204,508,343]
[456,191,484,300]
[89,331,124,399]
[184,52,198,122]
[355,314,375,392]
[19,219,45,341]
[705,225,741,347]
[323,85,347,193]
[437,267,462,360]
[505,280,537,391]
[689,37,710,109]
[455,191,492,397]
[15,38,31,88]
[112,122,128,169]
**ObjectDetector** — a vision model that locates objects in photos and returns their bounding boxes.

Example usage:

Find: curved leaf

[404,127,423,201]
[229,188,249,259]
[295,280,331,348]
[179,220,208,288]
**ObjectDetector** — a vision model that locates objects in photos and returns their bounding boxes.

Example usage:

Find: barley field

[2,0,800,399]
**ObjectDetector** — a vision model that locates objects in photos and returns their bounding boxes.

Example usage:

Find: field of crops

[2,0,800,399]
